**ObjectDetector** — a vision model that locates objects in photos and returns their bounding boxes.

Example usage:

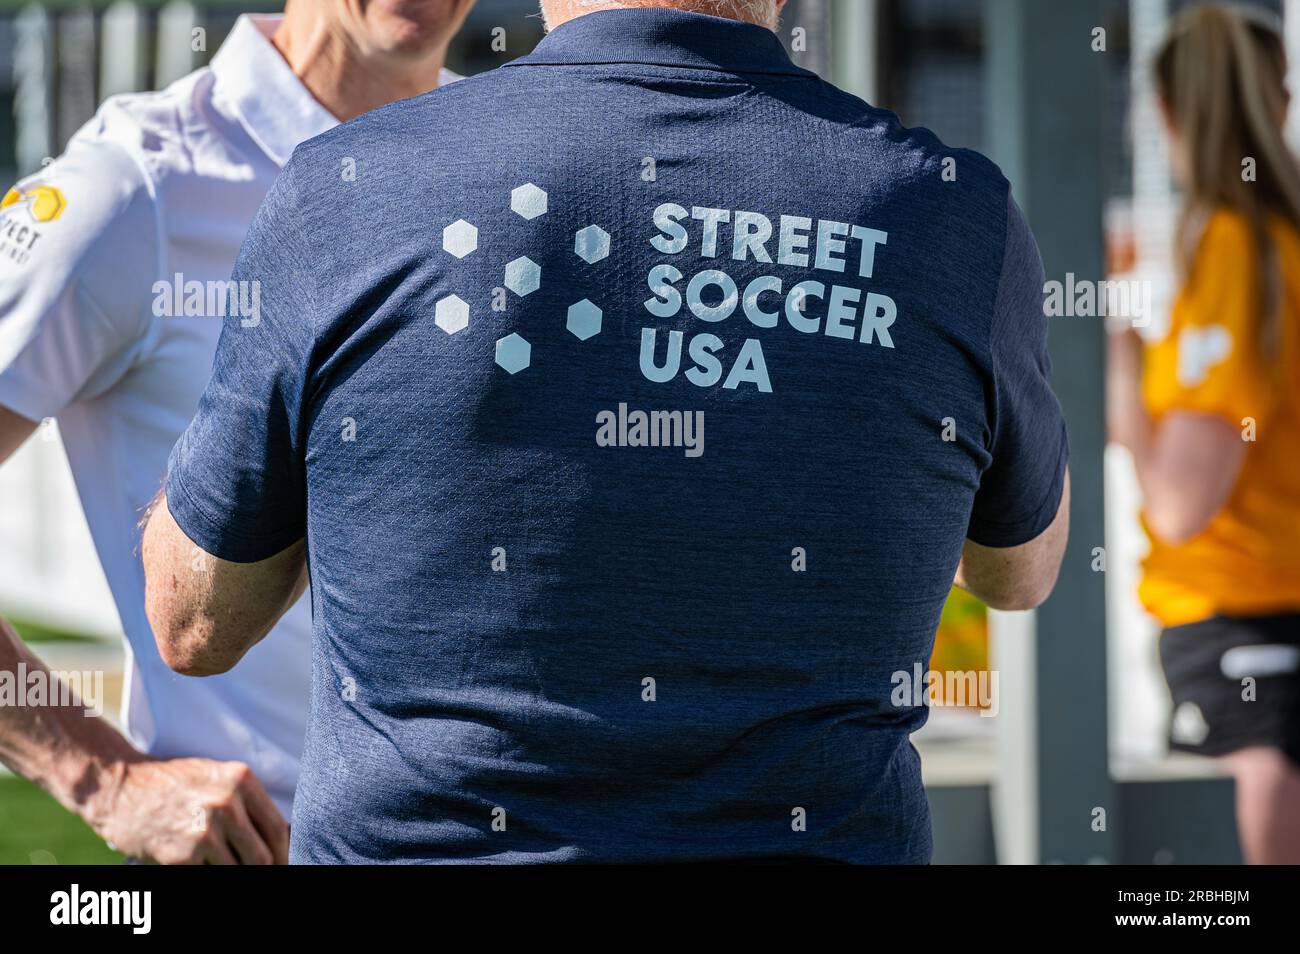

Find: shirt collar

[506,8,813,79]
[210,14,340,168]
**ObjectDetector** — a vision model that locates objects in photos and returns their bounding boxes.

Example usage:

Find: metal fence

[0,2,284,185]
[0,0,556,186]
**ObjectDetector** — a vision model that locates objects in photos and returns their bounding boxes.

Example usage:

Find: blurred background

[0,0,1283,863]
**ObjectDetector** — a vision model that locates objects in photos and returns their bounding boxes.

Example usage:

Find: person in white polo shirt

[0,1,473,864]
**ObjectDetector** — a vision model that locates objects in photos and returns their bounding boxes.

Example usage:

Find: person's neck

[271,16,449,123]
[542,1,774,32]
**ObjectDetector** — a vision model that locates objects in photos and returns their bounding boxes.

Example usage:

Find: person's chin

[374,16,452,58]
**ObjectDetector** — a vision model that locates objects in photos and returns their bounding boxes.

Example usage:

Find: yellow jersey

[1140,208,1300,627]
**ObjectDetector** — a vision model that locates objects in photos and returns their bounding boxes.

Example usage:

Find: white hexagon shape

[566,299,602,340]
[495,333,531,374]
[504,256,541,297]
[442,219,478,259]
[510,182,548,220]
[435,294,469,335]
[574,225,610,264]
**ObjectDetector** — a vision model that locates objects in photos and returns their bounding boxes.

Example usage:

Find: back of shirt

[1140,208,1300,626]
[166,9,1067,863]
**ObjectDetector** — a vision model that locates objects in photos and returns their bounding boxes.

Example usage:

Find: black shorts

[1159,613,1300,767]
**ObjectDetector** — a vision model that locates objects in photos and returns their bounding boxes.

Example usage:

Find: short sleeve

[1142,211,1274,428]
[966,193,1069,548]
[0,141,157,421]
[164,160,313,563]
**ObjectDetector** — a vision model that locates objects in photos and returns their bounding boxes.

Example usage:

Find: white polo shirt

[0,14,459,816]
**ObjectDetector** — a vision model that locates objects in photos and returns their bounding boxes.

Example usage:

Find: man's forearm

[1,615,292,864]
[0,616,141,829]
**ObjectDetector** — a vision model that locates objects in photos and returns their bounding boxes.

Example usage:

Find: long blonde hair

[1155,4,1300,359]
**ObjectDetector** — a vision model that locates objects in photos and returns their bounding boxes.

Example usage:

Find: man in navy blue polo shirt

[142,0,1069,863]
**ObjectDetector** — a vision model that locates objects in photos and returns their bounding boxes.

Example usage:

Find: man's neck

[271,16,449,123]
[542,1,777,33]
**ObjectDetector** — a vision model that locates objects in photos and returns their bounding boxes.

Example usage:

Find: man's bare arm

[0,615,139,811]
[955,470,1070,611]
[0,409,289,862]
[142,491,307,676]
[0,614,291,863]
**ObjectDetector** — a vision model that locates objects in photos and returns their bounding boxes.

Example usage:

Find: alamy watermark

[50,884,151,934]
[596,402,704,458]
[152,273,262,327]
[1044,273,1152,326]
[0,662,103,717]
[891,663,999,717]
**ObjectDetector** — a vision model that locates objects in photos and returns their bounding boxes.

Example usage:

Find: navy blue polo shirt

[166,8,1067,863]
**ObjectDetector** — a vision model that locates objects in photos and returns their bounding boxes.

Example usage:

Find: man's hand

[0,614,288,864]
[92,757,290,865]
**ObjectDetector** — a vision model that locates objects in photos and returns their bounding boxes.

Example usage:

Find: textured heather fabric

[165,8,1067,863]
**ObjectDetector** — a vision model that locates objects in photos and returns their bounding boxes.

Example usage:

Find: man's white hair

[558,0,780,31]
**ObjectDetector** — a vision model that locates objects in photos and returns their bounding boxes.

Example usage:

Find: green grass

[0,775,123,865]
[8,617,98,644]
[2,615,123,863]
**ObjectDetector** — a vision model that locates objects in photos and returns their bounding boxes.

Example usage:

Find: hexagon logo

[495,333,531,374]
[574,225,610,264]
[2,184,65,223]
[442,219,478,259]
[566,299,602,341]
[510,183,547,220]
[435,294,469,335]
[504,256,541,297]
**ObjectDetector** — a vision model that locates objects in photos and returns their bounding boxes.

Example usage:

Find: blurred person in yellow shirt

[1109,4,1300,864]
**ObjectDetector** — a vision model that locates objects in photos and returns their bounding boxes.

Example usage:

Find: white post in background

[13,4,53,177]
[156,1,202,88]
[1106,0,1171,769]
[56,5,97,149]
[100,1,147,101]
[11,6,57,587]
[831,0,878,103]
[1285,0,1300,150]
[1129,0,1173,280]
[989,609,1038,865]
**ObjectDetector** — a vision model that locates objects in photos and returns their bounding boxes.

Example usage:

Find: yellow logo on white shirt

[1,184,66,223]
